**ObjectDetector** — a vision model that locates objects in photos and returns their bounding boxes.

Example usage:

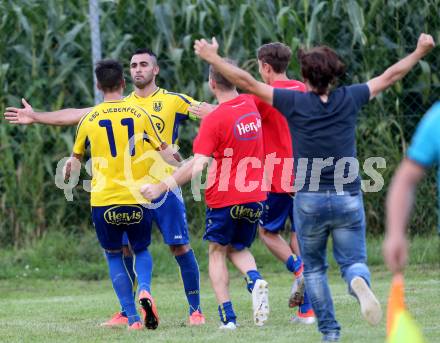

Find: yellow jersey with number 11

[73,99,163,206]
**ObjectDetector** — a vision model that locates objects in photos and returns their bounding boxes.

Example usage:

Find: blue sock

[285,254,303,275]
[218,301,236,324]
[299,290,313,313]
[105,251,140,325]
[245,270,262,293]
[123,254,137,301]
[134,249,153,293]
[175,249,201,314]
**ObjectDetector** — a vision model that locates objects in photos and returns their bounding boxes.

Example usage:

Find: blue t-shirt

[407,102,440,167]
[407,102,440,233]
[273,84,370,193]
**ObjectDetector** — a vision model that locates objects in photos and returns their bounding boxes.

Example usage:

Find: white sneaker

[252,279,269,326]
[288,274,305,308]
[219,322,237,330]
[350,276,382,326]
[290,312,316,325]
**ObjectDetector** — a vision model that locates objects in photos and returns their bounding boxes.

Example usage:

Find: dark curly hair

[298,46,346,95]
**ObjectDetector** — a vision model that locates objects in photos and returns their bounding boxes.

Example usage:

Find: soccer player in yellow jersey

[4,49,206,325]
[64,59,180,330]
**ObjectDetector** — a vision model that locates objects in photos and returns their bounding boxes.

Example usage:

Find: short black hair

[209,58,237,91]
[95,59,124,92]
[132,48,158,63]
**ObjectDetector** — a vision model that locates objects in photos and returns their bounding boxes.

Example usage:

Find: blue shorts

[150,188,190,246]
[204,202,263,251]
[259,192,295,233]
[92,205,153,253]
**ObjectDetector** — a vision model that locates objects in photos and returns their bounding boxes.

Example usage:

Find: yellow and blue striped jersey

[73,99,163,206]
[124,88,200,180]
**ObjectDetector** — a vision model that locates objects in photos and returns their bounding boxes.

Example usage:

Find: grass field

[0,266,438,342]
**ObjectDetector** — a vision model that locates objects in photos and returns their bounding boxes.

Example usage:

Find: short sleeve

[273,88,296,118]
[170,92,201,119]
[193,115,218,156]
[72,118,88,155]
[407,102,440,167]
[347,83,370,110]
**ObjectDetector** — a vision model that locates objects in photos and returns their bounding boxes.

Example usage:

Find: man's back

[253,80,306,193]
[73,99,162,205]
[193,94,266,208]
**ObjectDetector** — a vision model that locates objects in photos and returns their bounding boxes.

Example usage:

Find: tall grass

[1,0,440,248]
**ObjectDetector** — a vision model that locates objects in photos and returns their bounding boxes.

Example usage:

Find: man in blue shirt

[385,102,440,274]
[194,34,434,342]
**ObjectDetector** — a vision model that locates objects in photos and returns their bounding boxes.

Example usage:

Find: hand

[4,98,36,125]
[383,233,408,274]
[63,157,81,182]
[189,102,218,118]
[140,183,166,201]
[415,33,435,57]
[194,37,219,63]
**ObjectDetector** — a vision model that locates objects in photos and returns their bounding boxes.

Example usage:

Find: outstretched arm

[157,142,184,167]
[140,154,210,200]
[383,158,425,273]
[367,33,435,99]
[4,98,91,126]
[194,37,274,105]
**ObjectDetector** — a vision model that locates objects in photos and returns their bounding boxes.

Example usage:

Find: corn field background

[1,0,440,249]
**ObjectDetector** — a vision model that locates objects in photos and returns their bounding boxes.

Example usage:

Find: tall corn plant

[1,0,440,248]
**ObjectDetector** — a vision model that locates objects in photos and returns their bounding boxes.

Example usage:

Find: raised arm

[383,158,425,273]
[4,98,91,126]
[367,33,435,99]
[194,37,274,105]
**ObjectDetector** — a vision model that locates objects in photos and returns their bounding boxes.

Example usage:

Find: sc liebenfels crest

[153,101,163,112]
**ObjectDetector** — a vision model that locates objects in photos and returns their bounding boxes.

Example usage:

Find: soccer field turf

[0,266,438,342]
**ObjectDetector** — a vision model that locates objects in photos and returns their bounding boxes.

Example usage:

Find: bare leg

[259,226,293,262]
[289,231,301,257]
[226,246,257,273]
[209,243,230,304]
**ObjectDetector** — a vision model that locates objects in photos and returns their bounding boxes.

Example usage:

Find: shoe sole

[350,277,382,326]
[219,322,237,330]
[139,297,159,330]
[252,279,269,326]
[288,277,305,308]
[290,316,316,325]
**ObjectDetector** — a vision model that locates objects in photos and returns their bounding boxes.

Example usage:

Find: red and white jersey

[252,80,306,193]
[193,94,266,208]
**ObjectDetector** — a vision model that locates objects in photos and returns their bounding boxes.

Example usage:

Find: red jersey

[252,80,306,193]
[193,94,267,208]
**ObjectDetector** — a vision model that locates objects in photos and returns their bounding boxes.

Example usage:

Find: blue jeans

[294,191,371,338]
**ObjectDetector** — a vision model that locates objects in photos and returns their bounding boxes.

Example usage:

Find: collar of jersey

[103,99,124,103]
[130,87,162,100]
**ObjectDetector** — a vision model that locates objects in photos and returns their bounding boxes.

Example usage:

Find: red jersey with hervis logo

[252,80,306,193]
[193,94,267,208]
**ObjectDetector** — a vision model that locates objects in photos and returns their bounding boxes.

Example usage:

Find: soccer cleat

[127,321,144,331]
[290,308,316,325]
[219,321,237,330]
[139,290,160,330]
[252,279,269,326]
[288,274,305,308]
[350,276,382,326]
[189,310,206,326]
[100,312,128,327]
